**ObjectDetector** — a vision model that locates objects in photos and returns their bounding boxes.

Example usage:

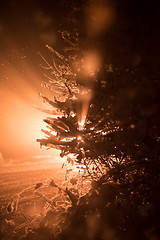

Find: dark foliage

[37,52,160,240]
[36,0,160,239]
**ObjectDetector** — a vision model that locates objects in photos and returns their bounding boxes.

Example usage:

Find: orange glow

[0,60,58,159]
[78,89,92,131]
[86,2,115,35]
[83,51,101,76]
[78,119,85,131]
[0,89,48,157]
[75,51,101,78]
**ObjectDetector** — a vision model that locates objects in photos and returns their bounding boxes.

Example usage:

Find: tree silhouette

[36,0,160,238]
[36,30,160,238]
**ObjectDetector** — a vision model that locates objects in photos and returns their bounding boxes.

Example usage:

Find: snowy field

[0,158,68,239]
[0,157,66,213]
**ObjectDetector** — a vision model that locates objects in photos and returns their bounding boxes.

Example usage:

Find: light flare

[78,119,86,131]
[0,61,57,158]
[78,89,92,131]
[86,3,115,35]
[83,51,101,76]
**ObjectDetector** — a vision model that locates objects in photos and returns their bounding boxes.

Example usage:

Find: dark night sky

[0,0,159,159]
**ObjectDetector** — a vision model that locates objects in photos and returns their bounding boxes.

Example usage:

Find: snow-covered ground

[0,154,64,174]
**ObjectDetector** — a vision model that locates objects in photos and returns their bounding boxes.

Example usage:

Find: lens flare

[86,2,115,35]
[78,119,85,131]
[83,51,101,76]
[77,89,92,131]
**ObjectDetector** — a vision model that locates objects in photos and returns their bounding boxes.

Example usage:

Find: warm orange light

[77,89,92,131]
[86,3,115,35]
[77,136,82,140]
[0,91,48,157]
[83,51,101,76]
[78,120,85,131]
[0,63,57,158]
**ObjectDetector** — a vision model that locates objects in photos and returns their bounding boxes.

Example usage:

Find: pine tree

[37,30,160,239]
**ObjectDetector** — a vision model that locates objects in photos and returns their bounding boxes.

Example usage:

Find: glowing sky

[0,0,159,160]
[0,0,115,159]
[0,0,61,159]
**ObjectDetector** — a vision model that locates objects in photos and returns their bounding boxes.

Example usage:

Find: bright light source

[78,119,85,131]
[77,136,82,140]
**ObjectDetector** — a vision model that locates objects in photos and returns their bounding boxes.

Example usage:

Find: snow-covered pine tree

[37,34,120,179]
[37,30,160,239]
